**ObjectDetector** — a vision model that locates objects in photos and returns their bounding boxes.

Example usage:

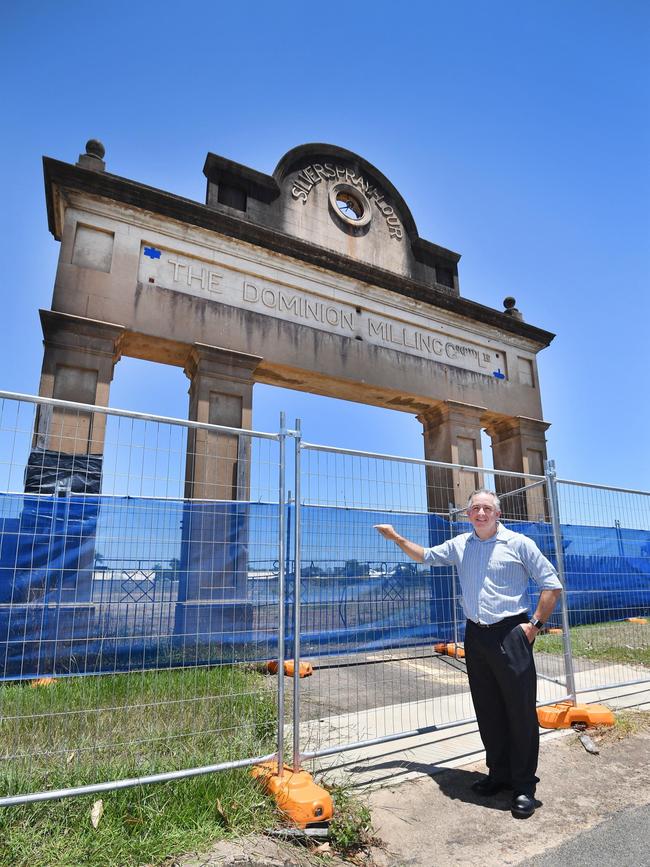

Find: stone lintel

[42,156,555,349]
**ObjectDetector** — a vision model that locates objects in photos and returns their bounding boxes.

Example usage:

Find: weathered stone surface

[39,142,556,516]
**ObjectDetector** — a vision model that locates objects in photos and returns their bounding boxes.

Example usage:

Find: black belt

[467,612,528,629]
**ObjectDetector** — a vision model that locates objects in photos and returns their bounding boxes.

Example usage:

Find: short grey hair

[467,489,501,511]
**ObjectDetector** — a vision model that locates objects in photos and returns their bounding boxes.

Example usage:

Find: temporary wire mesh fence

[552,478,650,703]
[295,444,570,764]
[0,392,283,804]
[0,390,648,807]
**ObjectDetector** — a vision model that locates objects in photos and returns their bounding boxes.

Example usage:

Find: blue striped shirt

[423,524,562,625]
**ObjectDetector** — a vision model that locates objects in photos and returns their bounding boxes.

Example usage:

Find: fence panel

[2,389,648,806]
[294,444,567,764]
[0,392,283,804]
[553,478,650,700]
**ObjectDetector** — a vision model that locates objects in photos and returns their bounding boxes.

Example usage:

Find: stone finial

[76,139,106,172]
[503,296,523,321]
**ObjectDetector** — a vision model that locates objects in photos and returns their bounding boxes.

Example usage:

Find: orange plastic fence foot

[547,628,563,634]
[30,677,56,688]
[434,642,465,659]
[265,660,313,677]
[627,617,648,624]
[251,762,333,827]
[537,701,615,729]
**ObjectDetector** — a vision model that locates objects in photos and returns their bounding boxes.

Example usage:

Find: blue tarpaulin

[0,494,648,678]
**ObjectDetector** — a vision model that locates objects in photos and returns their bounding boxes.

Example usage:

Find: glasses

[467,505,496,515]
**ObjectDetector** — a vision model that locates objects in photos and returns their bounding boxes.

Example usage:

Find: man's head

[466,489,501,539]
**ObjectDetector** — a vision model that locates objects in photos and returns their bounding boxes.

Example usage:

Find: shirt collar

[469,523,509,543]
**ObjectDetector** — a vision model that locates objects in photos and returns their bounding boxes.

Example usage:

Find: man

[374,488,562,819]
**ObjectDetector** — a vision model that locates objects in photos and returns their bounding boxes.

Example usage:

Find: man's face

[467,493,500,538]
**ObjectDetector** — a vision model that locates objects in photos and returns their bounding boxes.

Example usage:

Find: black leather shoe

[511,793,536,818]
[471,777,511,796]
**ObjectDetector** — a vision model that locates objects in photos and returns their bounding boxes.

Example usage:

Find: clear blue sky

[1,1,649,490]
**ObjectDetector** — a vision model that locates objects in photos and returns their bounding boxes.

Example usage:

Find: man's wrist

[529,617,544,630]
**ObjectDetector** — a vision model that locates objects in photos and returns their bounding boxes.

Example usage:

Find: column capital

[417,400,487,429]
[485,414,550,443]
[184,343,262,384]
[40,309,125,362]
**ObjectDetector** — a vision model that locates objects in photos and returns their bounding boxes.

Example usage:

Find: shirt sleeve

[517,537,563,590]
[422,538,456,567]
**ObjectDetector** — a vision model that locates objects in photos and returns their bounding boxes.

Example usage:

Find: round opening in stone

[335,190,364,221]
[329,182,372,228]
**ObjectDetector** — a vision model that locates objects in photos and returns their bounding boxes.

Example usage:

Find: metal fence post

[292,418,303,772]
[448,501,460,653]
[545,458,578,704]
[276,413,287,777]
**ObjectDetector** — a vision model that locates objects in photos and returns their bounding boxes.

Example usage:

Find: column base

[173,600,254,648]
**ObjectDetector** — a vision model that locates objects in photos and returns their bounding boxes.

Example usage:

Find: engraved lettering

[261,288,277,307]
[168,258,186,282]
[243,281,259,302]
[208,271,223,293]
[402,327,417,349]
[325,306,339,326]
[187,265,204,287]
[305,300,321,322]
[368,319,387,339]
[292,163,404,240]
[313,164,330,182]
[293,173,313,193]
[279,294,299,315]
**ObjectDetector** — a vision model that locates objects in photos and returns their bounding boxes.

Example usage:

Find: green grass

[536,621,650,667]
[327,786,374,856]
[0,666,280,866]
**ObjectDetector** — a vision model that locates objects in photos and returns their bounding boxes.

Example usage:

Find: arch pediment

[204,143,460,292]
[273,143,419,241]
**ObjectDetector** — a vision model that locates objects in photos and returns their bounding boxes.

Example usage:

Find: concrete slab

[301,664,650,789]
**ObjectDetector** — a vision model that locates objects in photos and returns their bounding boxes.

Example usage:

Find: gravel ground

[174,712,650,867]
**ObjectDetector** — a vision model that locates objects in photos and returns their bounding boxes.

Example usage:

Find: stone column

[6,311,124,676]
[36,309,124,457]
[418,401,486,514]
[176,344,261,645]
[183,343,261,501]
[485,416,550,521]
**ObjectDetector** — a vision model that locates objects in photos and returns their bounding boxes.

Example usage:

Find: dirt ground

[175,714,650,867]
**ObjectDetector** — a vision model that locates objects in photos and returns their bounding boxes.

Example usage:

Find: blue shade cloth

[0,494,648,679]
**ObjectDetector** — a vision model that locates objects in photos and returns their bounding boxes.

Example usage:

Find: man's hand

[373,525,425,562]
[519,622,539,644]
[374,524,400,541]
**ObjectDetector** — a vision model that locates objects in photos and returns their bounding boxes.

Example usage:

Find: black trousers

[464,613,539,795]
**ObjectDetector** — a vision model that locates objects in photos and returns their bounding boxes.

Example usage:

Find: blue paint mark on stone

[492,369,505,380]
[143,247,161,260]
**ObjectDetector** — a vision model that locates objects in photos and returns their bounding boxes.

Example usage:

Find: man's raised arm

[374,524,425,563]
